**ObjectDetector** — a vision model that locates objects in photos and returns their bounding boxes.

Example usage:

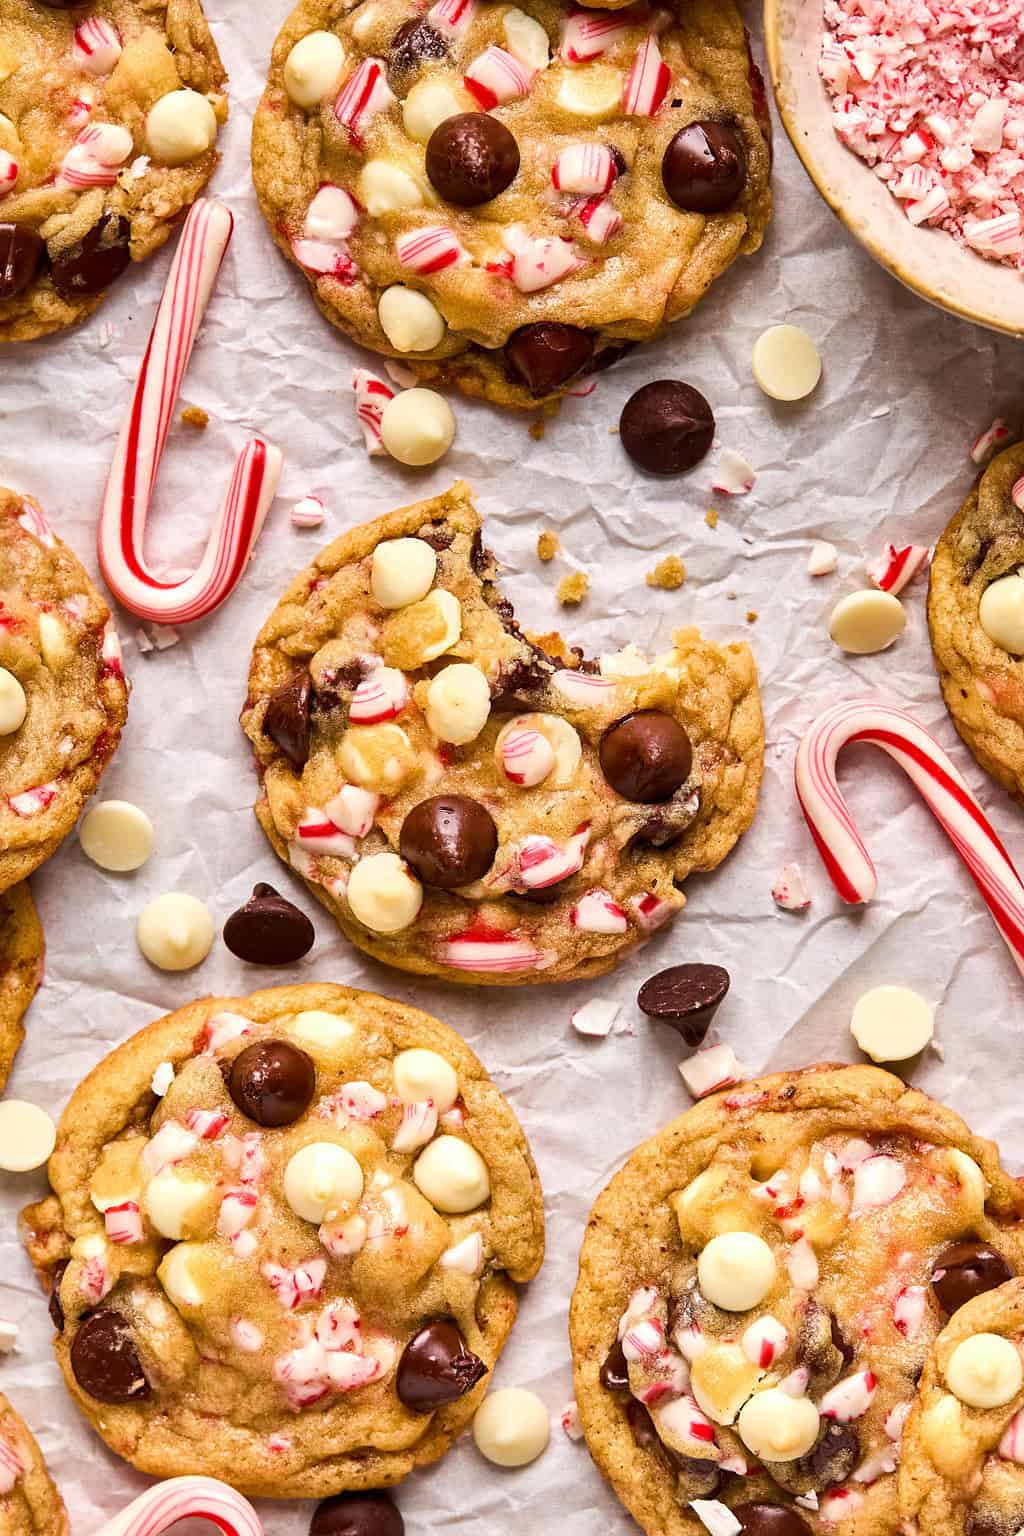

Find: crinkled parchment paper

[1,2,1023,1530]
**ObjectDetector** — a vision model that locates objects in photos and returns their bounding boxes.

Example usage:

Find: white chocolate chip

[380,389,456,466]
[145,89,218,165]
[980,572,1024,654]
[371,538,437,609]
[752,325,822,402]
[79,800,155,872]
[157,1241,206,1308]
[556,64,623,119]
[393,1048,458,1112]
[426,662,491,744]
[807,541,838,577]
[413,1134,490,1212]
[358,159,426,215]
[284,1142,364,1223]
[473,1388,551,1467]
[38,612,72,669]
[289,1010,357,1051]
[829,590,906,654]
[946,1333,1023,1408]
[0,1100,55,1171]
[284,30,346,108]
[503,8,550,69]
[0,668,26,735]
[402,77,471,143]
[690,1342,765,1425]
[337,722,416,792]
[137,893,214,970]
[697,1232,776,1311]
[946,1148,987,1214]
[144,1171,213,1240]
[378,286,446,353]
[850,985,934,1062]
[737,1388,821,1461]
[413,588,462,660]
[347,851,423,932]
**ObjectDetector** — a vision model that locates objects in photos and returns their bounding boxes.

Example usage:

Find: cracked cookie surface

[251,0,770,408]
[570,1064,1024,1536]
[241,481,763,986]
[928,443,1024,800]
[0,489,129,893]
[0,0,226,342]
[0,881,43,1093]
[0,1391,67,1536]
[21,982,543,1497]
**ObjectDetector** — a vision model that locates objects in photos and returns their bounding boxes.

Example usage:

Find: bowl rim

[763,0,1024,340]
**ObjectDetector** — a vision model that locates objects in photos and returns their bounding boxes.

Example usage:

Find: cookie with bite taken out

[0,0,226,341]
[240,481,763,986]
[250,0,771,408]
[570,1064,1024,1536]
[20,982,543,1495]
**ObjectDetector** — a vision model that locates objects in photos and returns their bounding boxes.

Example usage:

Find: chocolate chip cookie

[900,1279,1024,1536]
[250,0,771,408]
[0,882,43,1093]
[21,982,544,1496]
[0,0,226,342]
[241,482,763,986]
[0,488,129,892]
[570,1064,1024,1536]
[0,1392,67,1536]
[928,442,1024,800]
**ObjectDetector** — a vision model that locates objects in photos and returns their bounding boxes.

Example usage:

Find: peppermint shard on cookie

[0,0,227,342]
[21,983,544,1495]
[250,0,771,408]
[0,488,129,892]
[928,441,1024,801]
[569,1064,1024,1536]
[241,482,763,986]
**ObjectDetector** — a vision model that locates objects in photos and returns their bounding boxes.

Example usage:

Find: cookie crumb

[705,508,719,529]
[528,419,546,442]
[181,406,208,430]
[537,530,560,563]
[746,610,758,624]
[557,571,589,606]
[646,555,686,590]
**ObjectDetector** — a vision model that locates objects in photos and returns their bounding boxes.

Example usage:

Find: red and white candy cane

[98,200,282,625]
[96,1478,262,1536]
[795,699,1024,975]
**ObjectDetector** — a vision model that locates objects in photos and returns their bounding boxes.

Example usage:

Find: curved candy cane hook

[795,698,1024,976]
[98,200,282,625]
[96,1477,262,1536]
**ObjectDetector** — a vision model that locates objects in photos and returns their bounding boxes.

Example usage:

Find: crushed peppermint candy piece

[868,542,930,595]
[552,142,618,194]
[428,0,477,39]
[291,495,326,528]
[851,1154,906,1214]
[712,448,756,496]
[571,999,621,1037]
[772,862,811,911]
[679,1042,744,1099]
[0,1321,17,1353]
[971,418,1015,465]
[999,1405,1024,1463]
[503,224,586,292]
[351,369,396,456]
[150,1061,175,1096]
[820,1371,878,1422]
[561,1401,585,1441]
[334,59,396,144]
[622,35,670,117]
[560,7,637,61]
[464,46,534,109]
[689,1502,742,1536]
[1012,474,1024,512]
[396,225,468,274]
[72,17,122,75]
[807,540,838,576]
[439,1232,483,1275]
[570,888,628,934]
[572,194,623,244]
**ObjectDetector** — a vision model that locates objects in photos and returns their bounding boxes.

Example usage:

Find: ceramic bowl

[764,0,1024,337]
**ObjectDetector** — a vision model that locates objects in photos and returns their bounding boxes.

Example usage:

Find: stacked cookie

[0,487,129,1089]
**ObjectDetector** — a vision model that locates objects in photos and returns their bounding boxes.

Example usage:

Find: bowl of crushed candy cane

[764,0,1024,336]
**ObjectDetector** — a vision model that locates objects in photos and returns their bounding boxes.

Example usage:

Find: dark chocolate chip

[931,1240,1013,1315]
[388,18,448,88]
[228,1039,315,1127]
[49,214,131,301]
[264,670,312,767]
[223,883,315,965]
[419,525,454,551]
[662,120,748,213]
[624,1396,660,1450]
[637,963,729,1046]
[600,710,693,802]
[732,1505,813,1536]
[0,224,44,302]
[505,323,594,397]
[48,1259,70,1332]
[599,1336,629,1392]
[70,1310,151,1403]
[426,113,519,205]
[395,1320,487,1412]
[310,1492,404,1536]
[399,795,498,889]
[830,1312,855,1369]
[491,657,551,713]
[767,1421,858,1495]
[619,380,715,476]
